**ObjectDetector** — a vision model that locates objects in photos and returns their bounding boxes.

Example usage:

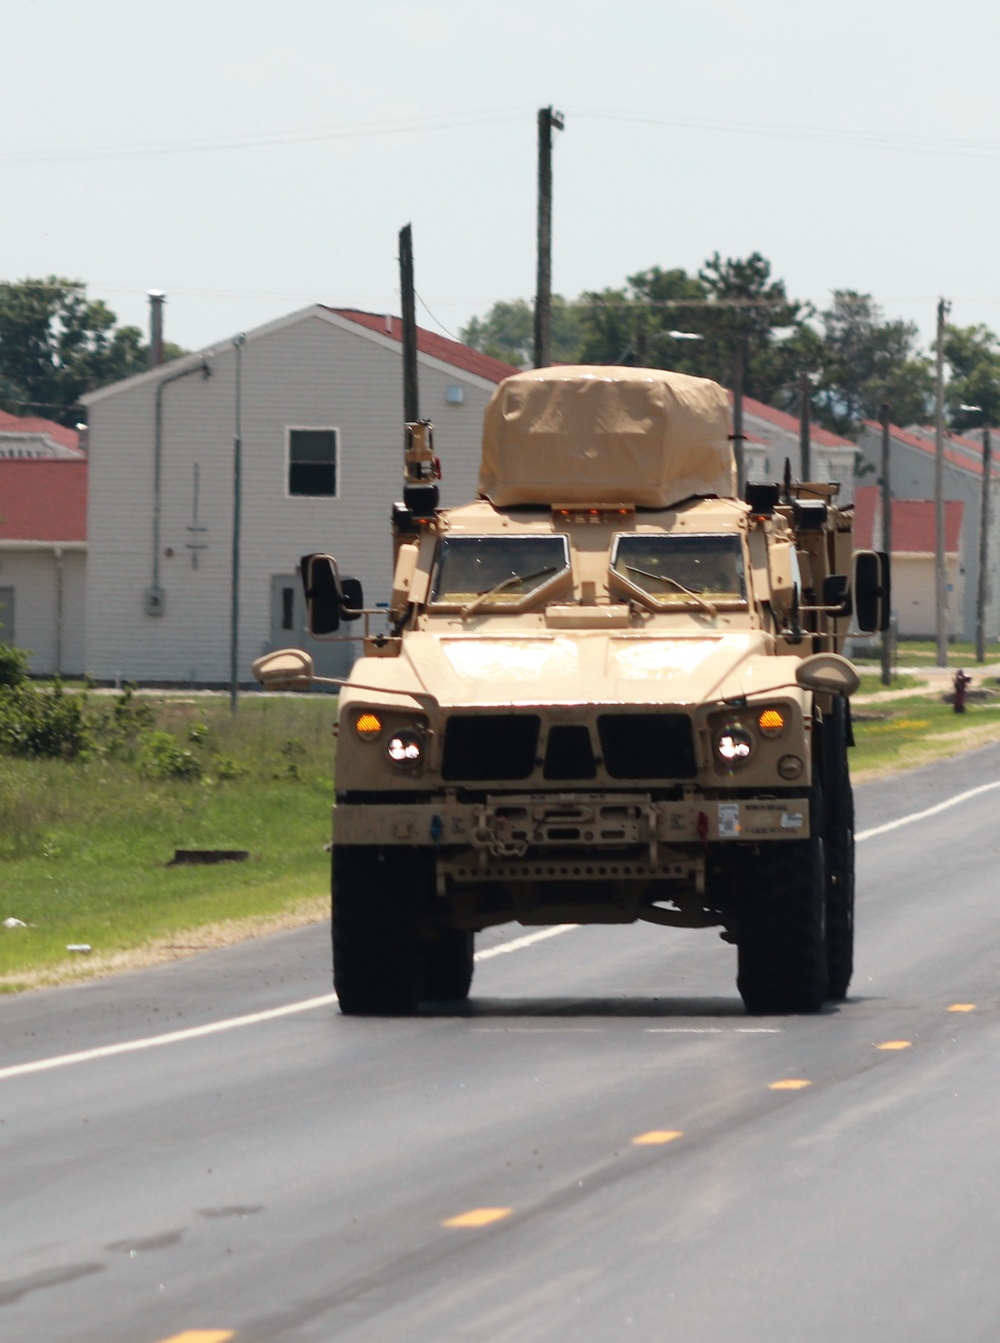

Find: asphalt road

[3,742,1000,1343]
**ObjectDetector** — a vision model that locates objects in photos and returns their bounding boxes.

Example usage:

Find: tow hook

[472,808,529,862]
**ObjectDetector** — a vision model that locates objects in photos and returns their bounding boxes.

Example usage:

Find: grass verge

[851,688,1000,779]
[0,693,336,992]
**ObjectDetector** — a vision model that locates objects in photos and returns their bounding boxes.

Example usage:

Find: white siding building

[80,306,515,685]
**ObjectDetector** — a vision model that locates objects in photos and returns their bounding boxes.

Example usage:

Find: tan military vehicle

[254,366,889,1015]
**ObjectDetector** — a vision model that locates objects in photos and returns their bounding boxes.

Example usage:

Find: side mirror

[822,574,851,616]
[796,652,860,697]
[252,648,315,692]
[300,554,365,634]
[301,553,341,634]
[339,576,364,622]
[852,550,891,634]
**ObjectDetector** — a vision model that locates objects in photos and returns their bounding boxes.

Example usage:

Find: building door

[0,588,13,644]
[269,574,358,682]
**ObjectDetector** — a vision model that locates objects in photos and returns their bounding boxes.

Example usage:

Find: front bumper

[333,791,811,851]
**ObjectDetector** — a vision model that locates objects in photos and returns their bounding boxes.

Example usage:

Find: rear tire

[736,800,828,1014]
[332,845,422,1015]
[821,698,855,1001]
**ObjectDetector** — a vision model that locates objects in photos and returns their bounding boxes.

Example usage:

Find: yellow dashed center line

[949,1003,976,1012]
[156,1332,235,1343]
[876,1040,913,1050]
[769,1078,811,1090]
[632,1129,684,1145]
[443,1207,512,1228]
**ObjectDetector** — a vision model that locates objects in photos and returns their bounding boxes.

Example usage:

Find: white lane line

[474,924,578,961]
[0,994,338,1082]
[0,927,580,1083]
[645,1027,782,1034]
[857,778,1000,842]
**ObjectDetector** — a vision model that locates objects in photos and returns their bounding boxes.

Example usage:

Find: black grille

[597,713,696,780]
[442,714,540,782]
[543,725,597,780]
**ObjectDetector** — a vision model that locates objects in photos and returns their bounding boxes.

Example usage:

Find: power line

[9,103,1000,171]
[0,109,525,169]
[571,107,1000,161]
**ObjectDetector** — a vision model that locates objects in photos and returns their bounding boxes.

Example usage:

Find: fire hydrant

[953,668,973,713]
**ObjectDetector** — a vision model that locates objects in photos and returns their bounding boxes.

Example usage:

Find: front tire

[423,928,474,1002]
[332,845,422,1015]
[736,801,828,1014]
[821,697,855,1001]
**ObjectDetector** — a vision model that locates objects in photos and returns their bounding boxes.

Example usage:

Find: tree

[812,290,933,435]
[460,296,583,367]
[574,254,813,410]
[696,251,809,406]
[576,267,709,368]
[0,277,180,425]
[943,323,1000,431]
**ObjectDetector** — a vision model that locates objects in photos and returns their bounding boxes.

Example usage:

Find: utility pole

[799,370,812,481]
[880,402,893,685]
[533,106,564,369]
[230,332,245,714]
[976,423,993,663]
[399,223,419,423]
[934,297,950,667]
[731,335,746,496]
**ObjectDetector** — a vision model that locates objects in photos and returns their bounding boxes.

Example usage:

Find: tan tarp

[479,365,735,509]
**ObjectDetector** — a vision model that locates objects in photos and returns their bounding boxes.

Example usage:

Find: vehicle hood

[342,630,808,713]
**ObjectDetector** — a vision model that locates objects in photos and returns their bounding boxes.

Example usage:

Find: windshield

[611,533,747,607]
[430,535,570,609]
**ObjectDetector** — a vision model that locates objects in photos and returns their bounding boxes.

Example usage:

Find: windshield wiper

[624,565,717,617]
[461,566,559,619]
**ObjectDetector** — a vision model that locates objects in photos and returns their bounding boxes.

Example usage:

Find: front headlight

[386,727,425,769]
[715,724,754,765]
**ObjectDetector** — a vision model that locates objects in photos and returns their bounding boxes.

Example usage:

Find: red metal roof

[0,459,88,542]
[862,419,1000,480]
[853,484,963,553]
[0,409,82,455]
[325,308,519,385]
[739,395,856,449]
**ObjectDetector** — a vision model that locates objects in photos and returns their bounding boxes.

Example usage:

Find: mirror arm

[309,675,439,716]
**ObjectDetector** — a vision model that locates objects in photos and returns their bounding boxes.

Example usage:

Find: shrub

[139,731,203,780]
[91,686,156,758]
[213,754,250,780]
[0,644,30,689]
[0,682,92,759]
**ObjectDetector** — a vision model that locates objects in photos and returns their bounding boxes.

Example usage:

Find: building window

[281,587,295,630]
[288,427,338,497]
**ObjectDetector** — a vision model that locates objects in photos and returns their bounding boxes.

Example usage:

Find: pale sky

[5,0,1000,359]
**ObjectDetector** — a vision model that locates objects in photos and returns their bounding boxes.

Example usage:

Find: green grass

[851,689,1000,776]
[857,639,1000,669]
[855,672,923,695]
[0,694,337,988]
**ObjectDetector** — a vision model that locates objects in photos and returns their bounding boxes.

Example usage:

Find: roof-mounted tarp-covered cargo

[478,365,735,509]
